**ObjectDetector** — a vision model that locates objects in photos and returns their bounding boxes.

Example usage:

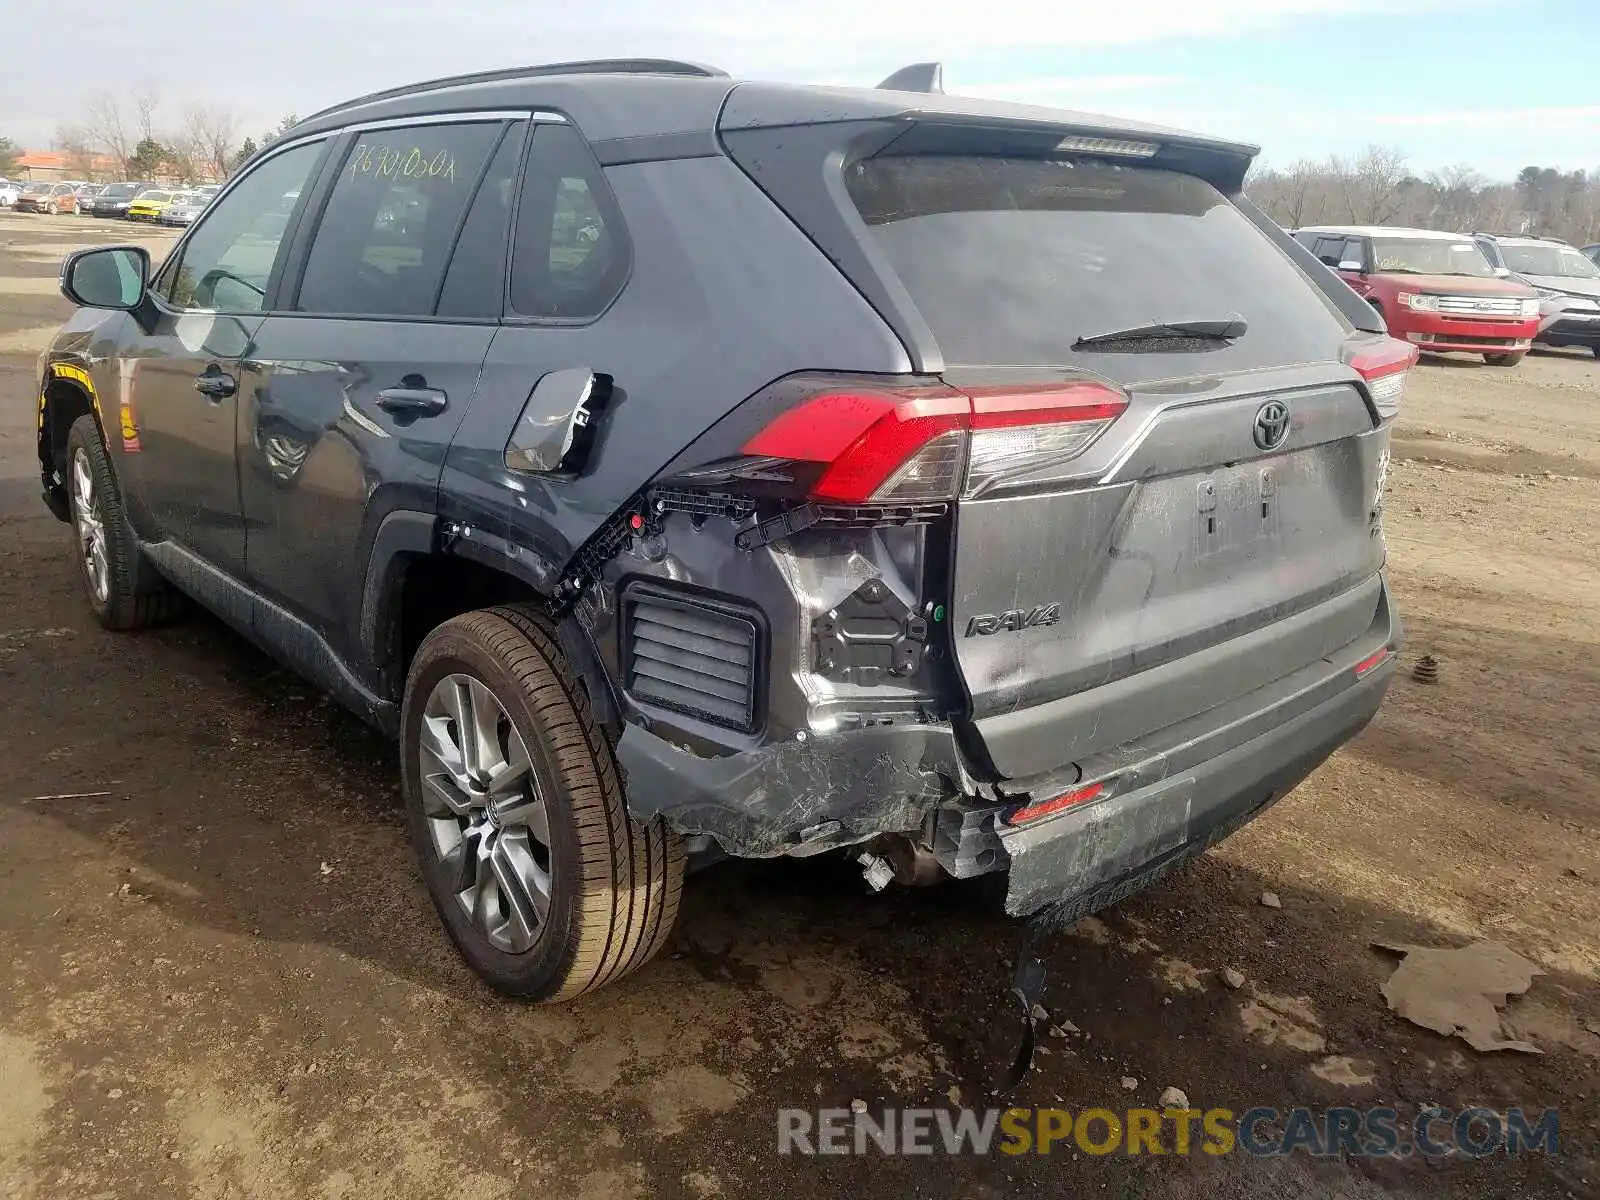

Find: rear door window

[845,156,1351,381]
[435,122,527,319]
[295,121,505,317]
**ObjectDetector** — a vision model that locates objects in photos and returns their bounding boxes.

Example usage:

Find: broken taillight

[740,379,1127,505]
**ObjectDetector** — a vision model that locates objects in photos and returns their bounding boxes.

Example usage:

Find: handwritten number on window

[349,143,457,184]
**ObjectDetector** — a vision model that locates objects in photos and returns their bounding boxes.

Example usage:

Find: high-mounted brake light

[741,381,1128,506]
[1054,135,1159,159]
[1347,337,1419,420]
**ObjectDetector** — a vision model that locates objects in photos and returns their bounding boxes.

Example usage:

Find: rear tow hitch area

[999,912,1055,1093]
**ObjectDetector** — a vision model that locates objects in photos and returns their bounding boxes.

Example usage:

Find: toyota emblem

[1253,400,1291,451]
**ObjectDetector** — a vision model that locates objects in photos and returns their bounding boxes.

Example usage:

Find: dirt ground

[1,212,1596,1200]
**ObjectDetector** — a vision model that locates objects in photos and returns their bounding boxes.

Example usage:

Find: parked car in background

[83,182,151,219]
[160,191,208,226]
[124,188,177,222]
[74,183,105,214]
[15,182,79,215]
[0,178,20,208]
[1583,245,1600,266]
[35,58,1409,1003]
[1294,225,1539,365]
[1473,233,1600,358]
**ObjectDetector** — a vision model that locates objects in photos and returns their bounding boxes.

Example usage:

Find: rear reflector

[1353,648,1393,679]
[1348,337,1419,420]
[1007,780,1105,825]
[742,380,1127,505]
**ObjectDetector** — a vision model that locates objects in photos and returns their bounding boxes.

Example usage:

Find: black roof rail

[302,59,728,125]
[876,62,944,93]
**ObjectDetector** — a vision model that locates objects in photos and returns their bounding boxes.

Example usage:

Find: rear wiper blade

[1074,316,1248,350]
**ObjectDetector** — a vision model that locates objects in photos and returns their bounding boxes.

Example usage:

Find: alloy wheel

[71,447,110,603]
[418,673,554,953]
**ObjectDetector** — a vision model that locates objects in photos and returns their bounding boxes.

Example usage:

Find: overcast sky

[5,0,1594,179]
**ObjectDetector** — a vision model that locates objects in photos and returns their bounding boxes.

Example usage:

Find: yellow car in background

[124,188,176,222]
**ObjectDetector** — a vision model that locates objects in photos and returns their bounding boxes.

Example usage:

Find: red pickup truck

[1294,225,1540,365]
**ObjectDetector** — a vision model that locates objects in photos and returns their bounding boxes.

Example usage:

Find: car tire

[401,605,684,1001]
[1483,353,1524,366]
[64,415,184,631]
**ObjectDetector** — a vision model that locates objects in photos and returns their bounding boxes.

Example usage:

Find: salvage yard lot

[1,212,1596,1199]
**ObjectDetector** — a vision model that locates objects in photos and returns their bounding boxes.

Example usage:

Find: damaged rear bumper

[998,642,1394,918]
[616,577,1399,909]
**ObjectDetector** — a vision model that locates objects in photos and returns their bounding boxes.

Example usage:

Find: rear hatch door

[842,152,1387,779]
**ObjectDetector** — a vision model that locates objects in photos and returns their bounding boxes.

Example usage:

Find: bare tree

[84,92,133,176]
[133,87,160,145]
[164,137,201,185]
[54,124,102,180]
[181,104,237,181]
[1336,144,1409,225]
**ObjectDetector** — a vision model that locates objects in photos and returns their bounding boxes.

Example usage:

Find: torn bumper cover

[616,719,963,858]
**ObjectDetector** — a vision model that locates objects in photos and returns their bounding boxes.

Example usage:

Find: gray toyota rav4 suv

[38,59,1409,1005]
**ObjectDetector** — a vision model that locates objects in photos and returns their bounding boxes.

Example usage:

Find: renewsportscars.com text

[777,1105,1559,1158]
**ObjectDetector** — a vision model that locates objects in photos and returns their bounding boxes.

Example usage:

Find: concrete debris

[850,1098,868,1114]
[1260,891,1282,909]
[1374,940,1543,1053]
[1221,967,1247,990]
[1120,1076,1138,1090]
[1159,1087,1190,1110]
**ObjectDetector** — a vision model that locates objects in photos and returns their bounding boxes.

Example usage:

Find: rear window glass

[845,156,1350,379]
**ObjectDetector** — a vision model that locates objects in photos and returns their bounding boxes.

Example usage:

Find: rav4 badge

[965,603,1062,637]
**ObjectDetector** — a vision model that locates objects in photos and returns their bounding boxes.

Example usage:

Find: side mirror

[1337,260,1364,273]
[60,245,150,310]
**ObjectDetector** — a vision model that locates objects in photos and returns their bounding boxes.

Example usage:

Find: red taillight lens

[740,381,1127,505]
[1347,337,1419,419]
[742,387,969,505]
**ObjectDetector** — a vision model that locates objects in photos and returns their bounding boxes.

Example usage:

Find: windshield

[138,190,171,202]
[22,183,49,195]
[846,156,1349,380]
[1500,243,1600,279]
[102,184,138,199]
[1370,237,1494,277]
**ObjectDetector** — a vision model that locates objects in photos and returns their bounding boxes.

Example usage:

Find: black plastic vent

[623,585,762,732]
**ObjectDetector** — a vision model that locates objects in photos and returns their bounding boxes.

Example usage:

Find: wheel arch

[360,512,619,730]
[38,369,107,519]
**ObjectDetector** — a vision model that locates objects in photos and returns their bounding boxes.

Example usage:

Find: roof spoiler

[876,62,943,93]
